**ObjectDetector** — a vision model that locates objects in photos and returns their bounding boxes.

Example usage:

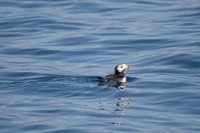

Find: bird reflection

[97,80,132,128]
[116,102,130,106]
[97,81,127,91]
[115,97,130,113]
[97,81,130,112]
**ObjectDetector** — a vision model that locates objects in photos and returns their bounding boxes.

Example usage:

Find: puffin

[98,64,129,82]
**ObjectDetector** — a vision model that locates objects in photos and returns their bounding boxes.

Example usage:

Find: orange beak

[124,64,129,71]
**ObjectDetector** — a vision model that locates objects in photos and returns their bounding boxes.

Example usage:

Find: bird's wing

[98,74,123,81]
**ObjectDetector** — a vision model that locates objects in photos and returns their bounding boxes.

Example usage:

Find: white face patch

[116,64,126,72]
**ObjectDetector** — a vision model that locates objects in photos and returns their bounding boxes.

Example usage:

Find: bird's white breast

[120,77,126,82]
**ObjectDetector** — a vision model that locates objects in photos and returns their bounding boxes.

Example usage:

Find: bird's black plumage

[98,64,129,82]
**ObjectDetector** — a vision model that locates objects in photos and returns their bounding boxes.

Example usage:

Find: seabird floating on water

[98,64,129,82]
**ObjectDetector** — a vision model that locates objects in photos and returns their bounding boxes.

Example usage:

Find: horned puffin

[98,64,129,82]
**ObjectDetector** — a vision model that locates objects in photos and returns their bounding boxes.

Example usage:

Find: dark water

[0,0,200,132]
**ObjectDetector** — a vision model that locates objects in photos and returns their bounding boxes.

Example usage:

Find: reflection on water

[116,97,130,112]
[111,121,121,125]
[97,81,130,109]
[97,81,127,91]
[116,102,130,106]
[114,95,131,127]
[97,80,131,126]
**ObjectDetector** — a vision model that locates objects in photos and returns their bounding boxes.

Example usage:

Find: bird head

[115,64,129,73]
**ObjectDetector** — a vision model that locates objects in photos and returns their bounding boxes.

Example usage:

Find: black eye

[121,65,123,68]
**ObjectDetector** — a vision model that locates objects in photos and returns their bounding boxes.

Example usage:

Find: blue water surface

[0,0,200,133]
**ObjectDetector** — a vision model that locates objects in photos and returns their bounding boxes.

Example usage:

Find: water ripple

[0,0,200,133]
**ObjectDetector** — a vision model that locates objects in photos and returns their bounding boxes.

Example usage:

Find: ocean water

[0,0,200,132]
